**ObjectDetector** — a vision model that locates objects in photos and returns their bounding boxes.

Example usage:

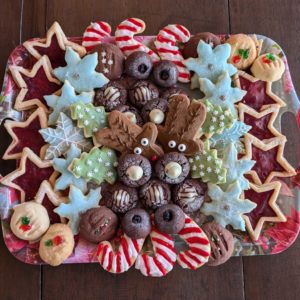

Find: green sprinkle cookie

[70,146,118,184]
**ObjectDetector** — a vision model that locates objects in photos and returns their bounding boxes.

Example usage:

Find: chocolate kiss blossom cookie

[102,182,138,213]
[141,98,169,125]
[129,80,159,108]
[115,104,144,126]
[94,80,127,111]
[79,207,118,243]
[172,179,206,213]
[160,86,187,100]
[91,43,125,80]
[139,179,171,210]
[117,154,152,187]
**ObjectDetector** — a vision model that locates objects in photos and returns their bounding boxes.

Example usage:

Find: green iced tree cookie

[70,101,108,138]
[70,146,117,184]
[201,100,234,137]
[189,140,227,184]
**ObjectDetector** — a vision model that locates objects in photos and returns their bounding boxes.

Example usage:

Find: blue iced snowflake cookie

[45,80,94,125]
[53,144,87,193]
[53,47,109,93]
[201,181,257,231]
[183,40,237,89]
[54,185,101,234]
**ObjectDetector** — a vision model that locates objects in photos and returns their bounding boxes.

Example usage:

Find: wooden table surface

[1,1,300,299]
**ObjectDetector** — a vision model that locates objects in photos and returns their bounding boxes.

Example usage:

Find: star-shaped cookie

[233,70,286,110]
[220,143,255,191]
[54,185,101,234]
[199,71,246,117]
[183,40,237,89]
[9,56,61,111]
[53,47,109,93]
[45,80,94,125]
[0,147,56,202]
[3,107,48,160]
[34,180,68,224]
[23,21,86,68]
[243,134,296,184]
[201,181,257,231]
[238,103,282,141]
[53,144,87,192]
[243,181,286,241]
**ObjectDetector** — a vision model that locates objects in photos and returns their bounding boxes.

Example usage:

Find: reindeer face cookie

[95,110,164,159]
[157,94,207,156]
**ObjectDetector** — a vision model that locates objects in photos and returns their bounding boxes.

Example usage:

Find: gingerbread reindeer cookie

[157,94,207,156]
[95,110,164,159]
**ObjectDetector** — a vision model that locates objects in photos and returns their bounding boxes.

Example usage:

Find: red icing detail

[186,236,210,245]
[156,248,174,264]
[107,250,113,271]
[179,227,202,235]
[251,145,284,183]
[53,235,63,246]
[232,55,241,64]
[41,195,61,224]
[189,246,210,258]
[101,245,108,265]
[127,18,144,28]
[116,252,121,273]
[13,160,54,202]
[185,250,202,265]
[121,238,131,266]
[178,253,195,270]
[120,45,141,52]
[9,117,45,156]
[244,113,275,140]
[151,237,175,253]
[262,56,272,64]
[96,243,104,256]
[153,256,166,276]
[33,35,66,68]
[19,224,32,232]
[22,68,60,106]
[245,188,276,228]
[142,254,150,275]
[239,77,277,111]
[132,239,140,252]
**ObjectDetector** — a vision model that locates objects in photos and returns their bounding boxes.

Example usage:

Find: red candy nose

[151,155,158,162]
[53,235,63,246]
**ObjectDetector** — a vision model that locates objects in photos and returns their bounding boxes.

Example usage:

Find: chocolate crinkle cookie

[114,104,144,126]
[155,152,190,184]
[172,179,206,213]
[94,80,127,111]
[140,98,168,124]
[139,179,171,210]
[102,182,138,214]
[202,222,234,266]
[160,86,188,100]
[117,154,152,187]
[129,80,159,108]
[91,43,125,80]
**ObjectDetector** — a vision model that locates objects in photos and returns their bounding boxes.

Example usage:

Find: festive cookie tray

[0,19,299,274]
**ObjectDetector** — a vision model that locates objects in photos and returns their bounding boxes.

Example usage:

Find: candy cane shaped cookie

[135,227,176,277]
[97,233,145,274]
[115,18,160,62]
[177,215,211,269]
[154,24,191,82]
[82,21,111,51]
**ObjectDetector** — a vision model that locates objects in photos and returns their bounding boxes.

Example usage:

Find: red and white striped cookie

[177,215,211,269]
[135,227,176,277]
[115,18,160,62]
[82,21,111,51]
[97,233,145,274]
[154,24,191,82]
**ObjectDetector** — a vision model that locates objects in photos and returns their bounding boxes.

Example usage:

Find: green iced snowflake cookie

[189,140,227,184]
[201,100,234,136]
[70,101,108,138]
[70,147,118,185]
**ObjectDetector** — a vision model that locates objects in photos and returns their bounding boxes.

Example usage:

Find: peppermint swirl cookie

[139,179,171,210]
[129,80,159,108]
[94,81,127,111]
[102,182,138,213]
[172,179,206,213]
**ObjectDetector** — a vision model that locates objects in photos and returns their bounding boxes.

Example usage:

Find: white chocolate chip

[149,109,165,124]
[124,112,137,124]
[164,162,182,179]
[126,166,144,181]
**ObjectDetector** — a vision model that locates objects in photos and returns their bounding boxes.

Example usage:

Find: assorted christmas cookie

[1,20,297,274]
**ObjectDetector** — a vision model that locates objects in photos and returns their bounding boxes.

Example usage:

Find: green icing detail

[202,100,234,136]
[0,95,5,103]
[45,239,53,247]
[21,216,30,225]
[70,146,117,185]
[266,53,275,61]
[238,48,250,59]
[189,140,227,184]
[70,101,108,138]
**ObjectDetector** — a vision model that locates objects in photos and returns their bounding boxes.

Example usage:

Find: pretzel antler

[95,111,164,159]
[157,94,206,156]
